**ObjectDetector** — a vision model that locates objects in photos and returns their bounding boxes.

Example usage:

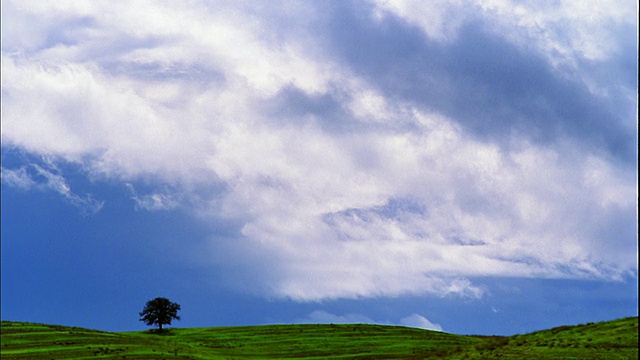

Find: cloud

[374,0,636,64]
[298,310,443,331]
[400,314,443,331]
[299,310,375,325]
[1,1,636,301]
[1,165,37,189]
[327,1,637,161]
[126,183,181,211]
[1,162,104,215]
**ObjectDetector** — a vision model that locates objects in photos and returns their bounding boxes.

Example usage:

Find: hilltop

[1,316,637,359]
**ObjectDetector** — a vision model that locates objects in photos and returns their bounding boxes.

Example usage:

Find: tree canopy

[139,297,181,332]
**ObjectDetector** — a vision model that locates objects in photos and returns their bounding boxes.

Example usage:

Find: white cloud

[400,314,443,331]
[299,310,375,325]
[126,184,181,211]
[1,0,636,301]
[476,0,636,63]
[298,310,444,331]
[1,163,104,215]
[1,166,37,189]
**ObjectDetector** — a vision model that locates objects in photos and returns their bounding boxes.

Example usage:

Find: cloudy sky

[1,0,637,335]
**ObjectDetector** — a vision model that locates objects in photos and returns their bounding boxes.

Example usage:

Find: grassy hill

[1,317,637,359]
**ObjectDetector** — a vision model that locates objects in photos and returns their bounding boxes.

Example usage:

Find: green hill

[1,317,637,359]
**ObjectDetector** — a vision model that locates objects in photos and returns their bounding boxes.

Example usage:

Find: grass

[1,316,637,359]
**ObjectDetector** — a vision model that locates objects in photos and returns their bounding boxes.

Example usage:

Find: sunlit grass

[1,317,637,359]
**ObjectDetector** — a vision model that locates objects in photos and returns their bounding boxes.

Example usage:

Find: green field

[1,317,637,359]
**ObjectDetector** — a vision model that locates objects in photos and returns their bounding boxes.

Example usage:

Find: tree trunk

[158,323,163,332]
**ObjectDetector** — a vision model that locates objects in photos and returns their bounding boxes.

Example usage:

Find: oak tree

[139,297,181,332]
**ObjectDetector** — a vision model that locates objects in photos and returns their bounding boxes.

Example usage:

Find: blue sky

[1,0,637,335]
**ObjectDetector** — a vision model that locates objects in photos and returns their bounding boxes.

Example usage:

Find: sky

[1,0,637,336]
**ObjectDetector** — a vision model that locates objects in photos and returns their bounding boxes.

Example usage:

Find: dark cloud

[264,85,352,132]
[323,3,636,162]
[263,84,420,135]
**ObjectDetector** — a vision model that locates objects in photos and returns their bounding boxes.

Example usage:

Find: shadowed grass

[1,317,637,359]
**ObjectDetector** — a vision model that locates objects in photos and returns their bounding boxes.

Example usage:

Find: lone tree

[139,297,181,332]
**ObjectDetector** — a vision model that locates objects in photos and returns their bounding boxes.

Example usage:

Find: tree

[139,297,181,332]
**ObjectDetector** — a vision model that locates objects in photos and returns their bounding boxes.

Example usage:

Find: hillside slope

[450,316,638,359]
[1,317,637,359]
